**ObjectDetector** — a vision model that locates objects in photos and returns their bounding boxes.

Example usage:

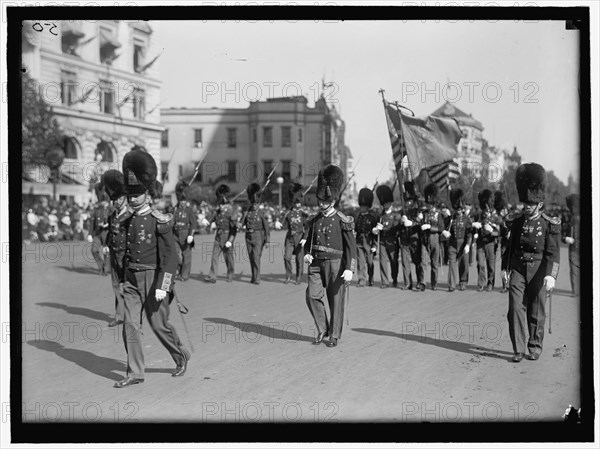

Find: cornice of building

[54,105,165,132]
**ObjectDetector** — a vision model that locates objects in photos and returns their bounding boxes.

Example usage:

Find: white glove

[442,208,451,217]
[87,235,93,243]
[421,224,431,231]
[201,218,210,227]
[565,237,575,245]
[274,220,282,230]
[403,219,413,227]
[341,270,353,282]
[544,276,556,291]
[210,222,217,230]
[370,246,377,253]
[371,226,380,235]
[417,212,423,221]
[102,246,110,255]
[483,223,493,233]
[464,245,470,254]
[304,254,314,264]
[473,233,479,240]
[472,222,482,229]
[401,215,408,223]
[300,239,307,247]
[155,289,167,302]
[376,223,384,231]
[441,230,451,239]
[187,235,194,244]
[225,241,232,248]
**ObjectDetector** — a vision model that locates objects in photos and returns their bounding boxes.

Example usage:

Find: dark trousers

[400,239,422,287]
[110,263,125,321]
[174,235,192,281]
[91,236,110,274]
[447,239,469,289]
[477,240,497,288]
[379,240,399,286]
[507,260,547,356]
[569,250,580,297]
[306,258,346,339]
[209,238,235,281]
[284,233,304,280]
[245,231,264,283]
[122,269,189,379]
[498,243,508,289]
[356,237,374,285]
[421,234,440,287]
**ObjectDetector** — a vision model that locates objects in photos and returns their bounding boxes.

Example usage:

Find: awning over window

[99,28,121,49]
[62,21,85,38]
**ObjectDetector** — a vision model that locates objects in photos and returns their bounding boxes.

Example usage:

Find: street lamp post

[276,176,284,210]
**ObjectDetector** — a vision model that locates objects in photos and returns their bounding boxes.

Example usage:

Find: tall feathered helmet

[316,164,344,202]
[424,183,438,204]
[288,183,304,204]
[478,189,493,211]
[216,184,231,205]
[375,185,393,206]
[516,163,546,203]
[175,180,188,202]
[153,181,164,200]
[358,187,374,208]
[94,182,109,202]
[566,193,579,214]
[100,169,125,201]
[494,190,507,213]
[403,181,418,202]
[449,188,465,211]
[122,150,157,197]
[246,183,261,204]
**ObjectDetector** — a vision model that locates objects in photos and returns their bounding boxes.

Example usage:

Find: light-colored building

[160,95,351,205]
[22,19,163,205]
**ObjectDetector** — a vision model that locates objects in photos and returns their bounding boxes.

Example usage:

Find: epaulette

[542,212,561,233]
[337,210,355,231]
[151,209,174,224]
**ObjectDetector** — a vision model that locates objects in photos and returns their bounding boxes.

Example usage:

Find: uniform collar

[133,205,152,216]
[323,207,336,218]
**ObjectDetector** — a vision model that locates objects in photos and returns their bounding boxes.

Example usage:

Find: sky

[155,19,581,188]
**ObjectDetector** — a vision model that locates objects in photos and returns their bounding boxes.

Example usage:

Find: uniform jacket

[448,210,473,247]
[209,205,238,244]
[419,204,445,239]
[243,204,270,245]
[91,201,112,240]
[377,209,400,244]
[304,209,357,272]
[122,206,178,292]
[106,201,132,281]
[473,209,504,245]
[172,201,197,244]
[399,202,422,244]
[562,213,580,253]
[354,210,378,247]
[283,206,308,237]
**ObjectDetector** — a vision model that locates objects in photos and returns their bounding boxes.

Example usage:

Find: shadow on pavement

[204,317,314,343]
[56,265,102,276]
[36,301,113,323]
[351,327,515,362]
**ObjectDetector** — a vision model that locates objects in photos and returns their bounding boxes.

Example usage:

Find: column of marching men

[88,150,579,386]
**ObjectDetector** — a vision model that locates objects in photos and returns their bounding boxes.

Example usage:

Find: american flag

[426,159,461,192]
[382,99,407,182]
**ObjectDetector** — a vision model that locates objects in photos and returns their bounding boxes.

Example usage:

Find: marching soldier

[102,170,129,328]
[372,185,400,289]
[562,194,580,297]
[206,184,237,283]
[472,189,502,292]
[242,183,270,285]
[115,150,190,388]
[354,187,377,287]
[89,182,112,276]
[502,163,560,362]
[304,164,357,348]
[172,181,197,282]
[275,183,308,285]
[442,188,472,292]
[494,190,510,293]
[418,183,445,291]
[398,182,423,291]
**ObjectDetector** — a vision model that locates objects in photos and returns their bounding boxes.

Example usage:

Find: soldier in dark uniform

[102,170,129,328]
[494,190,510,293]
[398,182,423,291]
[502,163,560,362]
[115,150,190,388]
[442,188,472,292]
[206,184,237,283]
[419,183,445,291]
[354,188,377,287]
[242,183,270,285]
[372,185,400,289]
[276,183,307,285]
[473,189,503,292]
[89,182,112,276]
[304,164,357,348]
[562,194,580,297]
[172,181,197,282]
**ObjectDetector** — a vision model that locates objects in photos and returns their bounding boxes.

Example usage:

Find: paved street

[20,231,580,423]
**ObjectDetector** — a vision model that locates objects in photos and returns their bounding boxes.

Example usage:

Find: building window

[194,129,203,147]
[282,160,291,179]
[161,129,169,147]
[227,128,237,148]
[61,21,85,56]
[263,127,273,147]
[99,25,121,64]
[263,160,273,184]
[63,137,80,159]
[252,128,257,143]
[133,89,146,120]
[298,128,303,143]
[99,82,115,114]
[60,71,77,106]
[281,126,291,147]
[95,140,115,163]
[227,161,237,182]
[133,39,146,73]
